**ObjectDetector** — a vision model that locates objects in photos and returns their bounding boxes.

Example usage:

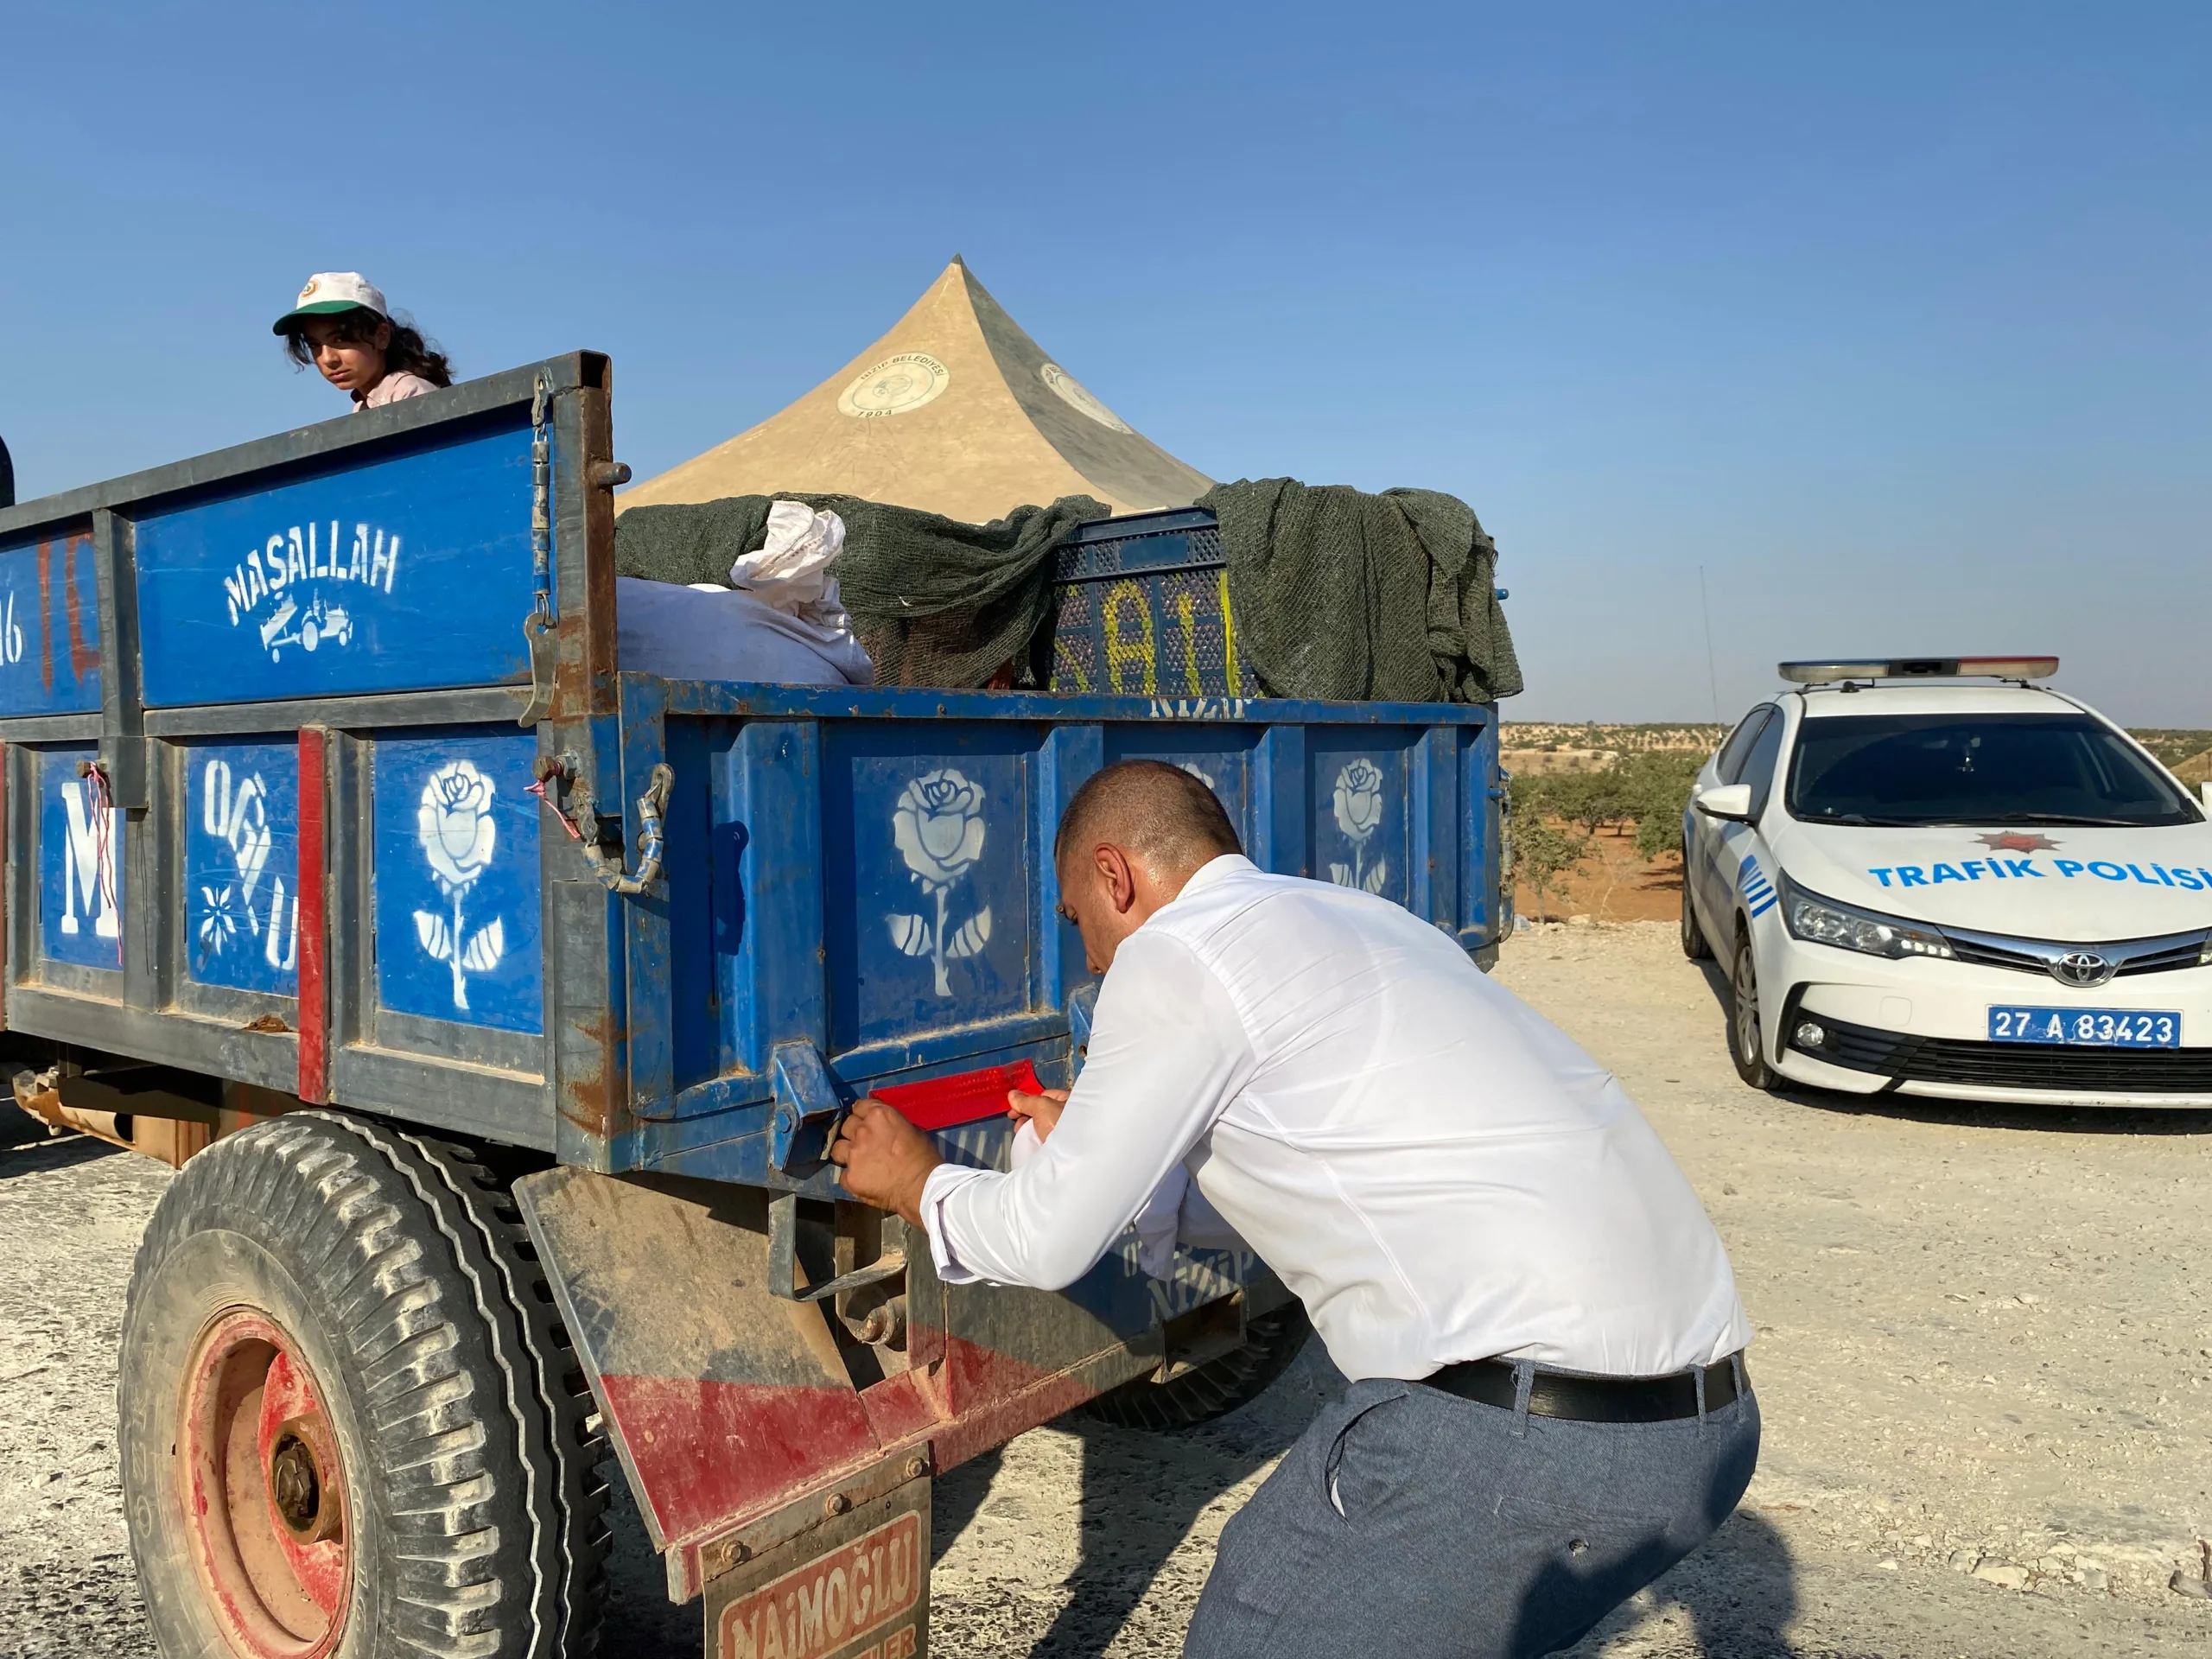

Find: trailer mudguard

[515,1129,1268,1605]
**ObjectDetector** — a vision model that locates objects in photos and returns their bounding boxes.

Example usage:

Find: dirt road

[3,923,2209,1655]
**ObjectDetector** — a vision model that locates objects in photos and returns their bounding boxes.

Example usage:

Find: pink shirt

[353,371,440,410]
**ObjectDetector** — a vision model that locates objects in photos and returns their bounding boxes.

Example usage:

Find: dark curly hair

[281,308,454,388]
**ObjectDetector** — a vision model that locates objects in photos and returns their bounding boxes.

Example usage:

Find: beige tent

[619,257,1213,524]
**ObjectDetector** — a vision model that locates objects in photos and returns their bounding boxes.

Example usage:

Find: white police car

[1681,658,2212,1106]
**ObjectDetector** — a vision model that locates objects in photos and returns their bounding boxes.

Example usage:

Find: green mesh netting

[615,492,1108,689]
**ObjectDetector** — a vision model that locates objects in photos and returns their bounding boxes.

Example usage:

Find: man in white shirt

[833,760,1758,1658]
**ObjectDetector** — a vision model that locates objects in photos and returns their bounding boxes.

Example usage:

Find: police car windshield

[1787,714,2196,830]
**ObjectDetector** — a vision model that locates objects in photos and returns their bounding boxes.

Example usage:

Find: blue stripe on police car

[1738,854,1778,918]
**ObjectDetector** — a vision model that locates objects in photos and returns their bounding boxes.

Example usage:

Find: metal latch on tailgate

[529,752,672,894]
[766,1196,908,1305]
[519,375,559,727]
[766,1042,908,1304]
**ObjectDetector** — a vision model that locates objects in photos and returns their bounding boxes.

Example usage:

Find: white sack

[615,577,874,686]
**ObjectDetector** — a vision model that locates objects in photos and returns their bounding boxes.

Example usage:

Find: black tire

[1726,928,1778,1091]
[118,1111,609,1659]
[1082,1301,1313,1431]
[1680,869,1713,960]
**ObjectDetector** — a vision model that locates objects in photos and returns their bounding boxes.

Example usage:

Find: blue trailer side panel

[182,739,302,995]
[38,743,125,970]
[0,532,103,717]
[372,728,546,1033]
[823,728,1037,1055]
[133,421,540,707]
[1308,739,1413,906]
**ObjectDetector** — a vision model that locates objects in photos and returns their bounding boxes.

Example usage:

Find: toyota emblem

[2050,950,2116,988]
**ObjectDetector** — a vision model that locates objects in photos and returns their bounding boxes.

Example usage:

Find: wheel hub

[1737,949,1762,1052]
[178,1308,352,1657]
[268,1433,328,1541]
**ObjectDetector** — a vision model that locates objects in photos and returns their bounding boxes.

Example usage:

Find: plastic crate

[1049,507,1245,697]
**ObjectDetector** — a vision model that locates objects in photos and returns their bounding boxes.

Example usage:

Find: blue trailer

[0,354,1510,1659]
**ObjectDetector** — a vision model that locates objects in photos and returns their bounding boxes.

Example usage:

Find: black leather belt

[1425,1354,1747,1423]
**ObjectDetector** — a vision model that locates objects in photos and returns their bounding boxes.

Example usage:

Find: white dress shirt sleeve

[1173,1173,1249,1253]
[919,929,1255,1289]
[1002,1119,1192,1281]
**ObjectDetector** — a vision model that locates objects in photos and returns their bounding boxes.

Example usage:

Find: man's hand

[829,1099,942,1227]
[1007,1087,1071,1142]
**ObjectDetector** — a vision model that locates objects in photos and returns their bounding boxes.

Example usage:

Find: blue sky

[4,3,2206,723]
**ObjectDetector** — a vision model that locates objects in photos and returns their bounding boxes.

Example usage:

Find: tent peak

[620,259,1213,523]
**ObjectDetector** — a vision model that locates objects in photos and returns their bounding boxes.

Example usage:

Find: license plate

[1987,1007,2180,1047]
[708,1471,929,1659]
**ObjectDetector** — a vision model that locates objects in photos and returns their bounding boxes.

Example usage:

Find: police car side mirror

[2199,781,2212,813]
[1694,783,1755,823]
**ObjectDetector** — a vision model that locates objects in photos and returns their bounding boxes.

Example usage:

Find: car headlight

[1782,881,1954,960]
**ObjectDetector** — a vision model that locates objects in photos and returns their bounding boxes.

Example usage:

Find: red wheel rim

[178,1308,353,1657]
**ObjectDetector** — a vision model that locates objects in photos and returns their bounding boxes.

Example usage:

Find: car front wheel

[1680,868,1713,960]
[1727,927,1778,1090]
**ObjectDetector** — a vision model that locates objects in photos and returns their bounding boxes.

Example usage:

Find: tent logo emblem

[839,352,950,419]
[1040,363,1132,433]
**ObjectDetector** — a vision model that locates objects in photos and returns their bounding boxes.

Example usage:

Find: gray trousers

[1185,1368,1760,1659]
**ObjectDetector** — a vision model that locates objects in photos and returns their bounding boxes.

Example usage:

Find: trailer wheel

[118,1111,609,1659]
[1081,1301,1313,1432]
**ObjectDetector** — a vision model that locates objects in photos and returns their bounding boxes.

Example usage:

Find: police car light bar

[1778,656,2059,685]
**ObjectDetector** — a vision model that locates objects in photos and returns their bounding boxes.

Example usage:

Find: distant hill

[2124,729,2212,767]
[1503,722,1727,754]
[1503,721,2212,775]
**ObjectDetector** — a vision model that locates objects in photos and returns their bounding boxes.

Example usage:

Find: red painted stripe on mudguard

[925,1329,1122,1473]
[601,1334,1116,1544]
[870,1059,1044,1131]
[596,1374,884,1547]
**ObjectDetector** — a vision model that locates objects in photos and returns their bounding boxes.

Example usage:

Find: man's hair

[1054,760,1243,878]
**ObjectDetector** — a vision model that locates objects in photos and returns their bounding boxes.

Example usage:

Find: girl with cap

[274,273,454,410]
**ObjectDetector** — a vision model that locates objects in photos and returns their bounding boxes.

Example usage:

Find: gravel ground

[3,921,2210,1656]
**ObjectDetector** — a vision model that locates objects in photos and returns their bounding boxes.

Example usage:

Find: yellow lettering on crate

[1054,632,1091,694]
[1102,578,1157,695]
[1054,589,1092,693]
[1173,591,1204,696]
[1216,569,1243,693]
[718,1511,922,1659]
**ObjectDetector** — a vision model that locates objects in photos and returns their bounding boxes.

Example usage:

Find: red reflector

[869,1060,1044,1131]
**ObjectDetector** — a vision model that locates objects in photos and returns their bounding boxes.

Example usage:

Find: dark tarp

[615,492,1107,689]
[1198,479,1522,706]
[614,479,1521,703]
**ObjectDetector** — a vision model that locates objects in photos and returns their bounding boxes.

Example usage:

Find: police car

[1681,658,2212,1106]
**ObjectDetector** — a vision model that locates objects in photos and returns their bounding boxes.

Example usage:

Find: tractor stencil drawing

[413,760,506,1010]
[1330,759,1389,893]
[887,768,993,997]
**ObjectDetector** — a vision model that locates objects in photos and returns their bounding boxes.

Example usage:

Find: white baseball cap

[272,271,388,334]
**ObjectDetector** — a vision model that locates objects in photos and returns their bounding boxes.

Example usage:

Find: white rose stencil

[1328,759,1390,894]
[887,768,993,997]
[413,760,506,1010]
